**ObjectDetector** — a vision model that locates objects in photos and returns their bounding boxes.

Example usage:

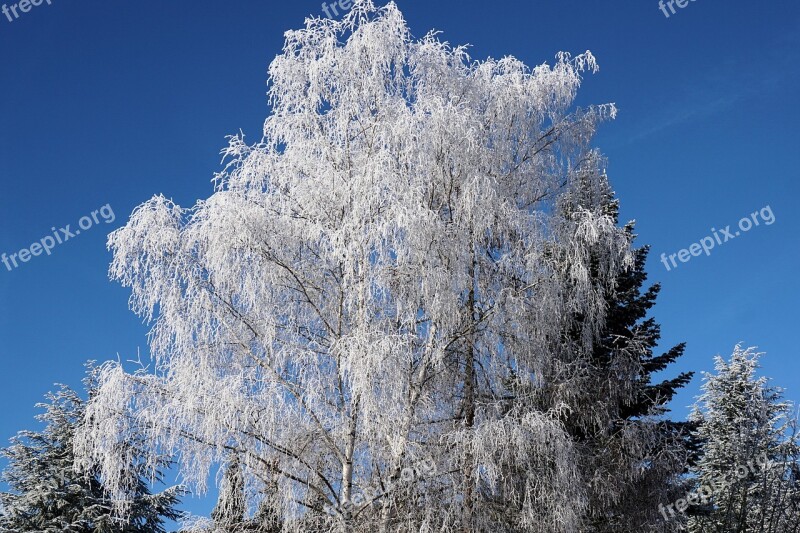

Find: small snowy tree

[687,346,800,533]
[211,456,247,531]
[0,365,182,533]
[76,2,630,531]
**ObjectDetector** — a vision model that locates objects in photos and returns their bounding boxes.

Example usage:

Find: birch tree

[76,2,631,531]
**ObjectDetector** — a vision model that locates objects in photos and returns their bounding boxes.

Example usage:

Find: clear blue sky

[1,0,798,522]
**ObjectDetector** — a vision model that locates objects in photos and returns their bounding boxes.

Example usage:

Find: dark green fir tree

[0,364,182,533]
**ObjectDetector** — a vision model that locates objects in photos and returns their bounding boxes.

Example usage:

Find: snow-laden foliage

[546,175,694,533]
[211,456,247,529]
[0,365,182,533]
[76,2,632,531]
[688,346,800,532]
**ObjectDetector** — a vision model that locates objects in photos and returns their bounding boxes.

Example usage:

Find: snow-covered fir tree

[686,346,800,533]
[211,456,247,531]
[0,365,182,533]
[74,2,640,531]
[544,169,695,532]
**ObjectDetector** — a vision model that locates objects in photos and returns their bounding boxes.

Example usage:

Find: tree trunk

[462,249,478,532]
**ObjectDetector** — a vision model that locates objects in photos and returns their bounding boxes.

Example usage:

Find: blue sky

[1,0,798,521]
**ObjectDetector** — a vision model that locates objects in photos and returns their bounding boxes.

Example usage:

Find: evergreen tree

[686,346,800,533]
[210,456,246,532]
[248,469,283,533]
[248,499,282,533]
[204,456,283,533]
[576,241,695,533]
[0,365,182,533]
[544,167,695,532]
[452,154,693,532]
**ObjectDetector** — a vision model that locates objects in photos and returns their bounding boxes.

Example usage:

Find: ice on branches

[76,1,632,531]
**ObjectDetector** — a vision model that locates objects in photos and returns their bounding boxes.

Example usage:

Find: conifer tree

[0,365,182,533]
[249,471,283,533]
[687,346,800,533]
[211,456,246,532]
[525,166,695,532]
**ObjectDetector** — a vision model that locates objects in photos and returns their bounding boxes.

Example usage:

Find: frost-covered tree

[0,366,182,533]
[537,171,694,533]
[75,2,631,532]
[250,491,283,533]
[687,346,800,533]
[211,456,247,531]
